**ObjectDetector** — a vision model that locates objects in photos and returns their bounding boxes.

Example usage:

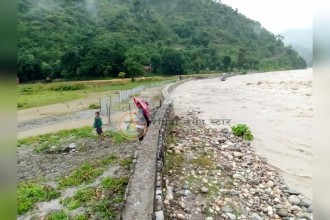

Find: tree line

[18,0,306,82]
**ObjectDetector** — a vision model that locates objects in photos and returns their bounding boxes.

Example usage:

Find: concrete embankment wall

[121,78,192,220]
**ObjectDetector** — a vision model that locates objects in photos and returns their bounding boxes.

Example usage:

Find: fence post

[109,96,112,124]
[106,103,109,120]
[119,92,121,103]
[99,98,101,113]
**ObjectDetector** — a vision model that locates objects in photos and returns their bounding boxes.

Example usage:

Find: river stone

[226,213,236,220]
[299,200,311,208]
[233,152,243,158]
[205,217,213,220]
[284,189,300,195]
[155,211,164,220]
[177,214,185,219]
[250,213,263,220]
[200,187,209,193]
[288,195,301,205]
[221,205,232,213]
[179,201,186,209]
[233,173,244,180]
[276,210,288,217]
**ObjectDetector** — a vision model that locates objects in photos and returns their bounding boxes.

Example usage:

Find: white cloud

[221,0,313,34]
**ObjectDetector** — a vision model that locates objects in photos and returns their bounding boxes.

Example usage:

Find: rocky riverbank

[162,107,313,220]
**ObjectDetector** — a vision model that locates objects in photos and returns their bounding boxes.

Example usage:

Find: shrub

[231,124,254,141]
[118,72,126,79]
[49,83,87,91]
[88,103,100,109]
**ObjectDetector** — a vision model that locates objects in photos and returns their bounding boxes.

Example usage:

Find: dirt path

[17,86,163,139]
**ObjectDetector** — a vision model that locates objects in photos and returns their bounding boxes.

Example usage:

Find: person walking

[133,98,151,142]
[93,111,104,141]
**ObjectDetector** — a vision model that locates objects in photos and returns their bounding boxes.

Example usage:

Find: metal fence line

[99,80,174,123]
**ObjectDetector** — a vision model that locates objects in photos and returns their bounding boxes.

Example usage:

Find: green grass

[57,163,102,188]
[100,154,118,165]
[61,188,97,210]
[119,157,134,170]
[190,154,214,168]
[164,153,184,173]
[105,131,127,144]
[18,90,85,109]
[231,124,254,141]
[60,177,129,219]
[45,210,70,220]
[101,177,129,191]
[18,181,61,215]
[57,155,118,188]
[17,126,95,152]
[17,77,171,109]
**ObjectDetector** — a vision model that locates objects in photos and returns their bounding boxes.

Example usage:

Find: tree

[118,72,126,79]
[237,48,246,72]
[162,49,186,74]
[222,56,231,72]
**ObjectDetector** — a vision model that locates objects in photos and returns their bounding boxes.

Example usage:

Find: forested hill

[18,0,306,82]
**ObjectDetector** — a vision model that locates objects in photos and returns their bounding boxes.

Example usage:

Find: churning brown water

[171,69,313,200]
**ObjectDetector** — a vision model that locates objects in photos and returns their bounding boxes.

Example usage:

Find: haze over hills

[282,28,313,67]
[18,0,307,82]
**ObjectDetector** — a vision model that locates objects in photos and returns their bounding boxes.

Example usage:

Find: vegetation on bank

[17,126,129,153]
[18,0,306,82]
[17,77,170,109]
[231,124,254,141]
[18,154,131,218]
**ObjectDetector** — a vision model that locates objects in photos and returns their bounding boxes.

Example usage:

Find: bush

[118,72,126,79]
[17,102,25,108]
[49,83,87,91]
[19,86,34,94]
[88,103,100,109]
[231,124,254,141]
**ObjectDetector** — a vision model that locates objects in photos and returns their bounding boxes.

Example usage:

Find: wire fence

[98,80,174,124]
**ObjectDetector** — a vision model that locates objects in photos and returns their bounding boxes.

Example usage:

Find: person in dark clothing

[93,111,104,141]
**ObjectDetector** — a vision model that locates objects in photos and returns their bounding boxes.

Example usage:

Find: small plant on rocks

[231,124,254,140]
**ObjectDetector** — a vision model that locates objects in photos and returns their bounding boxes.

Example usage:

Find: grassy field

[17,76,176,109]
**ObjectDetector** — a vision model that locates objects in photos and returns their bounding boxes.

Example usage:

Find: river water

[171,69,313,200]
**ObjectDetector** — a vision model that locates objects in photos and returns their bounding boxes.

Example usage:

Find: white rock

[166,186,173,200]
[227,155,234,160]
[226,213,237,220]
[290,205,302,211]
[288,195,301,205]
[233,174,244,180]
[179,201,186,209]
[267,181,274,187]
[258,184,265,189]
[69,143,76,149]
[233,152,243,158]
[177,214,186,219]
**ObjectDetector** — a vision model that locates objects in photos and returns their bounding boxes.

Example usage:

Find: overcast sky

[221,0,313,34]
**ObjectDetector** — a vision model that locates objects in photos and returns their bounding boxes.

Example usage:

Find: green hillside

[18,0,306,82]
